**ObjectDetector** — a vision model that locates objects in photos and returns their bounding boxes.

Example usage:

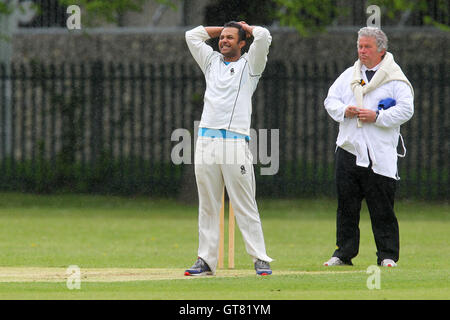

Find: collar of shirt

[361,61,381,83]
[361,62,381,73]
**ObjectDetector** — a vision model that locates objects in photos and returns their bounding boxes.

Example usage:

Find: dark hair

[223,21,246,42]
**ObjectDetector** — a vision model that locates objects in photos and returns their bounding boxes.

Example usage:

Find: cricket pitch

[0,267,362,282]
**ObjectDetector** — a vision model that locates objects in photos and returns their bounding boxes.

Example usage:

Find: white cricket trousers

[194,136,273,273]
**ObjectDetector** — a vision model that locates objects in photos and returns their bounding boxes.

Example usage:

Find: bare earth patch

[0,267,362,282]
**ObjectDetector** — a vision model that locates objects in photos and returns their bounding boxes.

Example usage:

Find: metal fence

[0,61,448,199]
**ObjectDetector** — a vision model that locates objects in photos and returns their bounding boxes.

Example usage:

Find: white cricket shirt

[186,25,272,136]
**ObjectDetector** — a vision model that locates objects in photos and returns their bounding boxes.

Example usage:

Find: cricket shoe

[184,257,214,276]
[381,259,397,267]
[323,257,352,266]
[254,259,272,276]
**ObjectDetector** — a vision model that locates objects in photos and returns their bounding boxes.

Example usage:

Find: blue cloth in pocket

[378,98,396,110]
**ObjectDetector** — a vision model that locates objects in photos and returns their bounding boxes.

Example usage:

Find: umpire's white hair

[357,27,388,52]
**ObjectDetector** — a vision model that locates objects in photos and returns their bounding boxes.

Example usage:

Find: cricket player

[184,21,273,276]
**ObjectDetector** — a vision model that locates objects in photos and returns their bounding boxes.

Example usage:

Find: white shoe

[323,257,345,266]
[381,259,397,267]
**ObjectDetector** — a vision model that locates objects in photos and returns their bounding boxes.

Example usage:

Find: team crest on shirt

[230,68,235,75]
[240,165,246,175]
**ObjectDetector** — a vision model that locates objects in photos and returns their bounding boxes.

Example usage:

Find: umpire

[323,27,414,267]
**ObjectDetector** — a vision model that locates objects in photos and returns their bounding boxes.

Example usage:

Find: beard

[221,47,237,56]
[220,48,242,60]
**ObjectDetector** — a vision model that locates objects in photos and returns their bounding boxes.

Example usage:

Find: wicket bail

[218,189,235,269]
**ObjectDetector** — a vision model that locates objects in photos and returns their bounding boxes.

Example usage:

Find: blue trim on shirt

[198,128,250,141]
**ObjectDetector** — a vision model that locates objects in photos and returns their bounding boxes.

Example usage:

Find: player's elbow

[259,27,272,44]
[185,27,199,42]
[258,26,270,36]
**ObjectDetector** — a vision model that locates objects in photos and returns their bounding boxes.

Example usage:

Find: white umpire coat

[324,62,414,180]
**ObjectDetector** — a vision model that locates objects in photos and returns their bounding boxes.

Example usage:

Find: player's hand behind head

[238,21,252,38]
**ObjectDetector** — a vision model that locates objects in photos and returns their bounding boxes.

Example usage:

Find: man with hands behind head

[184,21,273,276]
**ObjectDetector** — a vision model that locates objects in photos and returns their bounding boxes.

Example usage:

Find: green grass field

[0,192,448,300]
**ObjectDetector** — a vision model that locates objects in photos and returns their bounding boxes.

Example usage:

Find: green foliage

[0,2,12,15]
[424,16,450,32]
[154,0,179,10]
[0,2,12,44]
[57,0,145,25]
[0,1,39,18]
[275,0,449,35]
[0,1,39,43]
[371,0,424,16]
[57,0,180,26]
[368,0,449,31]
[274,0,342,36]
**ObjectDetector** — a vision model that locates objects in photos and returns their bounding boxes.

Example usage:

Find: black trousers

[332,147,399,265]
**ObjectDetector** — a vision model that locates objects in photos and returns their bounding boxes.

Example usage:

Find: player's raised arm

[185,26,220,73]
[203,26,224,39]
[240,22,272,76]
